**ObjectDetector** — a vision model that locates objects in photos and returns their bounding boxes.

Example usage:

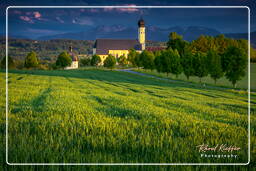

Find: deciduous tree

[24,51,39,68]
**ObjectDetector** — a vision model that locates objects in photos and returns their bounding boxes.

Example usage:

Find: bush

[80,58,91,67]
[91,55,101,66]
[37,64,49,70]
[117,55,128,66]
[104,55,116,69]
[56,52,72,68]
[1,56,15,69]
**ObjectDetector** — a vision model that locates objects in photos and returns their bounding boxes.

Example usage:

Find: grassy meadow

[0,68,255,167]
[133,63,256,91]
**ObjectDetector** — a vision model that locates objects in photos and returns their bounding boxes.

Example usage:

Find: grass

[133,63,256,91]
[0,68,255,169]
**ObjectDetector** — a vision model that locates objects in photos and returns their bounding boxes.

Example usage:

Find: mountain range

[37,25,221,42]
[5,25,255,47]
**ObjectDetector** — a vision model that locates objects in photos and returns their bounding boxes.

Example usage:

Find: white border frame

[5,6,251,166]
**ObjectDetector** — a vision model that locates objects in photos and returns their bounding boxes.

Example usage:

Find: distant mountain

[37,25,221,42]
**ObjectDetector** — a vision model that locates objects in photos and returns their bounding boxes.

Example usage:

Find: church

[65,46,79,69]
[93,18,146,64]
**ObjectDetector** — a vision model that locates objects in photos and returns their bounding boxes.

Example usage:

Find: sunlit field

[0,69,255,165]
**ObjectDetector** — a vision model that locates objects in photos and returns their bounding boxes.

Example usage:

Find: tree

[24,51,39,68]
[170,49,182,78]
[91,55,101,66]
[80,58,91,66]
[222,46,247,88]
[56,51,72,68]
[117,55,128,66]
[140,50,155,71]
[181,50,195,80]
[159,50,172,76]
[127,49,139,66]
[207,50,223,84]
[104,54,116,69]
[167,32,188,56]
[134,53,143,68]
[154,52,163,73]
[1,56,15,69]
[193,52,208,83]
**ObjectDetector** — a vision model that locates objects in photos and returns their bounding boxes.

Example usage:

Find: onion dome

[138,18,145,27]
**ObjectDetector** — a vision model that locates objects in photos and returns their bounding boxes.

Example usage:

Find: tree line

[0,33,250,87]
[125,33,248,88]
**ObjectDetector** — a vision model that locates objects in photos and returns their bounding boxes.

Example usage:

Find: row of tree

[124,33,247,88]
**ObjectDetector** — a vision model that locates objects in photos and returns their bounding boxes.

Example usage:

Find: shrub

[91,55,101,66]
[56,52,72,69]
[0,56,15,69]
[104,55,116,69]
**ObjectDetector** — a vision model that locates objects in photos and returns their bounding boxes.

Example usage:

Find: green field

[0,68,255,165]
[133,63,256,91]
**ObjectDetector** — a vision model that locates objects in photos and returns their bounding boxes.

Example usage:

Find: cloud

[56,17,64,23]
[18,11,44,23]
[72,17,94,26]
[116,4,139,13]
[103,4,140,13]
[33,12,41,18]
[19,16,34,23]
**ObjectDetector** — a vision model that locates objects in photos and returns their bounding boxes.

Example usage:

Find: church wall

[108,50,129,58]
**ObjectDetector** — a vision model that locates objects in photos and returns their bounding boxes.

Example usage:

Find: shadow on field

[4,69,231,93]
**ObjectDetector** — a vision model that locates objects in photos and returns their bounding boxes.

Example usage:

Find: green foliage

[193,52,209,83]
[140,50,155,71]
[158,50,172,76]
[1,38,94,61]
[134,52,143,68]
[117,55,128,66]
[250,46,256,63]
[127,49,139,66]
[154,53,163,73]
[170,49,182,78]
[155,49,182,77]
[104,54,116,69]
[181,49,195,80]
[167,32,188,56]
[80,58,91,66]
[56,51,72,68]
[24,51,39,68]
[90,55,101,66]
[0,56,15,69]
[222,46,247,87]
[207,50,223,84]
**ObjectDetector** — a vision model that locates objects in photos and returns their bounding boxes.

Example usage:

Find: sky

[0,0,255,39]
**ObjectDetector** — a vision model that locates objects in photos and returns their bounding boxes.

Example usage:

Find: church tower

[138,18,145,50]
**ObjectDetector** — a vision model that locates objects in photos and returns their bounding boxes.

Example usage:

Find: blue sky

[0,0,255,39]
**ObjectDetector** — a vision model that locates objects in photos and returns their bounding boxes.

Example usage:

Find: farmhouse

[65,46,79,69]
[93,18,146,64]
